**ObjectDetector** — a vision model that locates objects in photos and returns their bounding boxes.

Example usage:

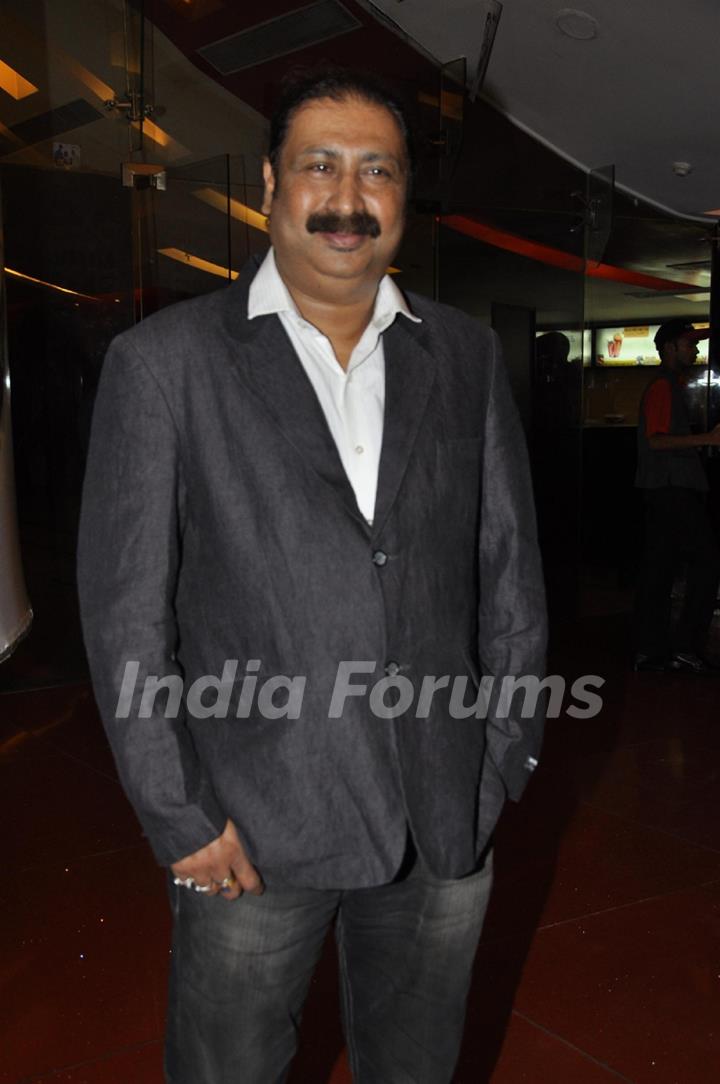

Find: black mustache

[306,212,381,238]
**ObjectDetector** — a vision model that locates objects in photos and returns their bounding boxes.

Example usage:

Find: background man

[634,319,720,672]
[78,69,546,1083]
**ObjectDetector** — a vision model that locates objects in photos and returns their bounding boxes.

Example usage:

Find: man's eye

[367,167,390,178]
[309,162,331,172]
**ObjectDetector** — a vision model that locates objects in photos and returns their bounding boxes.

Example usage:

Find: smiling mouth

[321,232,367,250]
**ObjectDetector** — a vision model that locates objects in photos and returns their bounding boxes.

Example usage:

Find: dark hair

[268,67,415,184]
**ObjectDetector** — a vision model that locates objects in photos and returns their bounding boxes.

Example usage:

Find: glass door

[0,0,268,688]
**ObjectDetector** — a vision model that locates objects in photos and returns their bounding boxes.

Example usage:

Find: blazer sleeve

[477,331,548,801]
[77,335,227,865]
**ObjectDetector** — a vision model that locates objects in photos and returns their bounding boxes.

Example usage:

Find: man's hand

[170,819,264,900]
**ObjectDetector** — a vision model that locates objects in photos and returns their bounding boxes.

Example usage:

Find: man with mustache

[78,68,546,1083]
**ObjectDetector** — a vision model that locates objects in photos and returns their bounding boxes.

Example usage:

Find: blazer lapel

[220,272,367,528]
[219,263,436,535]
[372,317,436,536]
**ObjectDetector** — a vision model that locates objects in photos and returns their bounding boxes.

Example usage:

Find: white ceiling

[366,0,720,221]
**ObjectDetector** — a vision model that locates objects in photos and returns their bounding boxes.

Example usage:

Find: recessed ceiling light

[555,8,598,40]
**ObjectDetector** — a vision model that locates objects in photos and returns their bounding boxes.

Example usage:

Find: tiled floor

[2,613,720,1083]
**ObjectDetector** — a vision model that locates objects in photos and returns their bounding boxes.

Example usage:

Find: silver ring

[173,876,195,889]
[194,882,213,893]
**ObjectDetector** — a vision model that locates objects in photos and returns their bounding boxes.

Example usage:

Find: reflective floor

[2,608,720,1083]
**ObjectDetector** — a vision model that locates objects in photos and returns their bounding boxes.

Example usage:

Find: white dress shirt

[248,248,421,525]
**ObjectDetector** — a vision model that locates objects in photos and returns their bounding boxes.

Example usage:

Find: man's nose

[327,169,365,214]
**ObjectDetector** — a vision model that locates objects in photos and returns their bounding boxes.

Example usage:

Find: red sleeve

[643,380,672,435]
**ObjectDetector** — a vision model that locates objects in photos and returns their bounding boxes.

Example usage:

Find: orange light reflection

[0,58,38,99]
[4,266,100,300]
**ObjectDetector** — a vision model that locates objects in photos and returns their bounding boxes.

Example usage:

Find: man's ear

[261,158,276,215]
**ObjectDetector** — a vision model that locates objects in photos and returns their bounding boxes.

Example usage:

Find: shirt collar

[248,247,421,328]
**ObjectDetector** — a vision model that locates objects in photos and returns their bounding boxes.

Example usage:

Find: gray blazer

[77,259,547,889]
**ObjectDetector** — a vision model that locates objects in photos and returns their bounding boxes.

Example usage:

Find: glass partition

[0,1,444,688]
[0,0,270,687]
[135,154,268,312]
[435,104,588,617]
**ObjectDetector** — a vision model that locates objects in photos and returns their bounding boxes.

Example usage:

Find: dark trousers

[165,850,493,1084]
[635,486,720,656]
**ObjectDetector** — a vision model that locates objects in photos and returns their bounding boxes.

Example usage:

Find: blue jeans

[165,850,493,1084]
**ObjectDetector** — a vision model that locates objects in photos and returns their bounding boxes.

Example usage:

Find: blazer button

[372,550,388,567]
[384,661,400,677]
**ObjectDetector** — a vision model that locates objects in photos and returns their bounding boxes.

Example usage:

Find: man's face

[673,334,699,370]
[261,95,408,299]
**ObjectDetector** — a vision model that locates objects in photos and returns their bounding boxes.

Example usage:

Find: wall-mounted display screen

[595,323,709,366]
